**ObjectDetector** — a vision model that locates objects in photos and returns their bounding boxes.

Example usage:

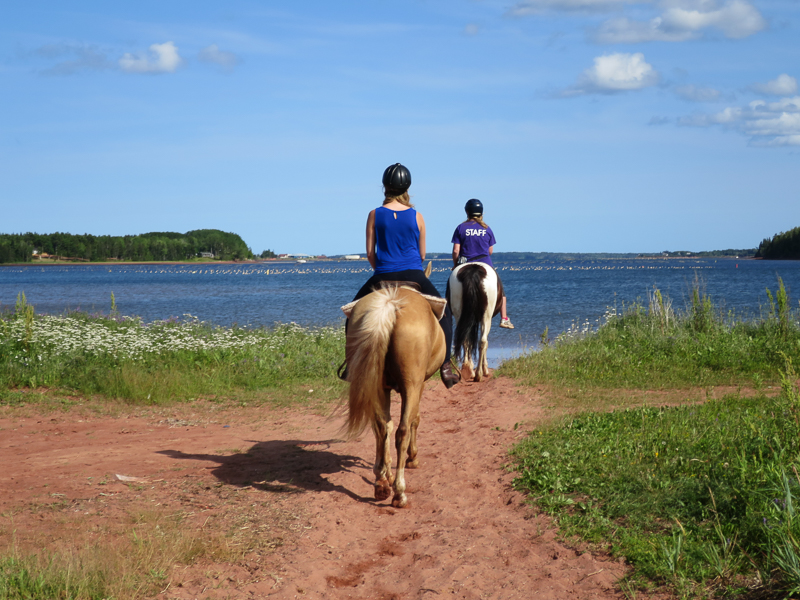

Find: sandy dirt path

[0,376,633,600]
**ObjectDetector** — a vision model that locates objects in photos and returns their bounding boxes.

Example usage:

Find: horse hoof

[391,494,408,508]
[406,458,419,469]
[374,480,392,502]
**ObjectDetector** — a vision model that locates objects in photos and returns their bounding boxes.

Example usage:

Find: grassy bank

[1,293,346,406]
[504,279,800,598]
[501,277,800,400]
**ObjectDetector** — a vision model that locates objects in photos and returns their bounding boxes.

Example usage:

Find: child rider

[451,198,514,329]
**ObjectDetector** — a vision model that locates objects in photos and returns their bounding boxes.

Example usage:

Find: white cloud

[675,84,722,102]
[197,44,240,70]
[119,41,183,74]
[560,53,659,96]
[508,0,639,14]
[464,23,480,35]
[751,74,798,96]
[592,0,766,42]
[678,96,800,146]
[661,0,766,38]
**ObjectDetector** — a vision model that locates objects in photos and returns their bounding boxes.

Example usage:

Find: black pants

[350,269,452,364]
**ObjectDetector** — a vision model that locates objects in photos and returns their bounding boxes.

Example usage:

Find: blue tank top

[374,206,422,274]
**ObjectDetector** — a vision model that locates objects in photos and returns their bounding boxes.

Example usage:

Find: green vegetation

[756,225,800,260]
[501,278,800,393]
[0,229,254,263]
[0,508,269,600]
[504,278,800,597]
[0,293,345,405]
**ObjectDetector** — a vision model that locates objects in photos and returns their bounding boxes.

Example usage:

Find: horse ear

[424,261,433,278]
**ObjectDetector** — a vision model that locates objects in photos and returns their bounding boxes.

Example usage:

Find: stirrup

[337,360,349,381]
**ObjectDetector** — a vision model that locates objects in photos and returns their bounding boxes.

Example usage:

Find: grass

[500,276,800,402]
[506,278,800,598]
[0,293,346,406]
[0,504,287,600]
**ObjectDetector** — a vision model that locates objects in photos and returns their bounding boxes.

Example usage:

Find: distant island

[755,226,800,260]
[3,227,783,265]
[0,230,274,264]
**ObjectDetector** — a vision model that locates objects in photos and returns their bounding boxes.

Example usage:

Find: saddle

[341,285,447,320]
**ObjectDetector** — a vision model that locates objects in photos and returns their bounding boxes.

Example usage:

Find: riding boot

[440,362,460,389]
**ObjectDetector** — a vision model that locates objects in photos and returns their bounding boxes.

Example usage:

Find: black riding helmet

[382,163,411,195]
[465,198,483,217]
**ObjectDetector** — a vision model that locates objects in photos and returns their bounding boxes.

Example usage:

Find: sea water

[2,258,799,360]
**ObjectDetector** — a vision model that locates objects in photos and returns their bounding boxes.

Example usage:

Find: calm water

[2,258,799,355]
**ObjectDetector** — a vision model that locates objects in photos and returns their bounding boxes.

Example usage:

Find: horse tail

[343,287,403,439]
[454,264,488,363]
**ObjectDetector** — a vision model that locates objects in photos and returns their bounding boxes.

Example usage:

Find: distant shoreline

[0,255,763,268]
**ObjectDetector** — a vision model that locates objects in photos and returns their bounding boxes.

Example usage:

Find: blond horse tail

[343,287,404,439]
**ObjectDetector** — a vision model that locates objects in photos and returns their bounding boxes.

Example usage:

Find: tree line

[0,230,256,263]
[756,226,800,260]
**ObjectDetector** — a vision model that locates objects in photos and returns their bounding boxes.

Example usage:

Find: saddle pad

[340,291,447,321]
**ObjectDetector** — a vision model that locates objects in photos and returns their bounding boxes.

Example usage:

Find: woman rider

[339,163,460,389]
[451,198,514,329]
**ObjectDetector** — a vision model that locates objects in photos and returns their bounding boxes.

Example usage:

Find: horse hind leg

[372,389,394,502]
[477,336,490,380]
[461,355,475,382]
[392,383,422,508]
[405,408,421,469]
[475,318,492,382]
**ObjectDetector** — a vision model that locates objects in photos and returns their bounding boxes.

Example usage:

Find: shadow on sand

[158,438,375,502]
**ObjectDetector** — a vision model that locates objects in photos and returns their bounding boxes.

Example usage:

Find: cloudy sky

[2,0,798,255]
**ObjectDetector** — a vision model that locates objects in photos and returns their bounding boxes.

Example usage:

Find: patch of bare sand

[0,377,641,599]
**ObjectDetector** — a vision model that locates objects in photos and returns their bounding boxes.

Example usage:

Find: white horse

[447,262,503,382]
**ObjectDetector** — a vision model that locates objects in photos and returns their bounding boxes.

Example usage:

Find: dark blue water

[2,258,799,354]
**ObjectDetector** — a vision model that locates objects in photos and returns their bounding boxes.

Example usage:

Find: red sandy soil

[0,376,645,600]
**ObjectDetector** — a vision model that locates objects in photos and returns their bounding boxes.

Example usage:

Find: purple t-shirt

[452,221,496,268]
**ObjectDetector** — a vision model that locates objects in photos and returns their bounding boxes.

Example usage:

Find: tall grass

[500,277,800,392]
[0,294,345,405]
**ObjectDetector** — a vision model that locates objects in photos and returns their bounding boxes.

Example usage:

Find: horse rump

[342,287,404,439]
[454,264,488,363]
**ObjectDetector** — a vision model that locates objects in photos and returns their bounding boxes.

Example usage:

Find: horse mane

[342,287,406,439]
[454,264,488,363]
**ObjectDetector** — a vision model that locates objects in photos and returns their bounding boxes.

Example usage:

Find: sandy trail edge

[0,377,639,600]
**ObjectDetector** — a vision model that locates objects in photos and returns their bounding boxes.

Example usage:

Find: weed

[500,278,800,398]
[0,302,346,406]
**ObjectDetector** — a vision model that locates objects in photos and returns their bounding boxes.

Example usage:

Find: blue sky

[2,1,798,255]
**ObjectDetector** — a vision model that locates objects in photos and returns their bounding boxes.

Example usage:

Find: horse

[447,262,503,382]
[340,274,446,508]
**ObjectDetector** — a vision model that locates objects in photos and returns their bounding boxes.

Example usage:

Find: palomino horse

[447,262,503,382]
[340,277,446,508]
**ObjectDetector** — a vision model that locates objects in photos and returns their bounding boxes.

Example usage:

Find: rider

[451,198,514,329]
[341,163,460,389]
